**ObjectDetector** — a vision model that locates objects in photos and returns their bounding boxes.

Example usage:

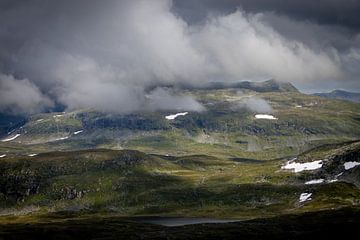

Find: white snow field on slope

[0,154,6,158]
[74,130,83,135]
[344,161,360,170]
[54,136,69,141]
[165,112,188,120]
[305,179,324,185]
[53,113,65,118]
[282,159,323,173]
[305,178,340,185]
[254,114,277,120]
[299,193,312,203]
[1,134,21,142]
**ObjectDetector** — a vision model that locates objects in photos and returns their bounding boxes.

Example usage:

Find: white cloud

[236,96,273,113]
[0,0,357,114]
[146,88,205,112]
[0,74,53,114]
[192,11,341,83]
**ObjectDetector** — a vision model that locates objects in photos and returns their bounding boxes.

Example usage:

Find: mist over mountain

[0,0,359,115]
[0,2,360,238]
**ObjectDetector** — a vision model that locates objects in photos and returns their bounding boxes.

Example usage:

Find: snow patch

[295,105,303,108]
[55,136,69,141]
[299,193,312,203]
[344,161,360,170]
[28,154,38,157]
[7,130,15,135]
[0,154,6,158]
[282,160,323,173]
[74,130,83,135]
[36,119,44,122]
[255,114,277,120]
[305,179,324,185]
[305,178,340,185]
[336,172,344,177]
[165,112,188,120]
[1,134,21,142]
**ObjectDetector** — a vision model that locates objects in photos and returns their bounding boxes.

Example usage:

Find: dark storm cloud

[173,0,360,30]
[0,0,359,114]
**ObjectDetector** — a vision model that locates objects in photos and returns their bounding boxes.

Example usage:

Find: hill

[1,85,359,160]
[314,90,360,103]
[0,141,359,217]
[147,79,299,93]
[204,79,299,92]
[0,81,360,238]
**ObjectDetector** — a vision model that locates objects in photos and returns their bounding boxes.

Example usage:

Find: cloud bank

[0,0,359,114]
[236,96,273,114]
[174,0,360,30]
[0,74,53,114]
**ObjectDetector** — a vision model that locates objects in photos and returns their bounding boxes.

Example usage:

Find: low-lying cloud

[146,88,205,112]
[0,74,53,115]
[235,96,273,113]
[0,0,358,115]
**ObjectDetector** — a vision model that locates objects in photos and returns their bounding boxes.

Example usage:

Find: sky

[0,0,359,115]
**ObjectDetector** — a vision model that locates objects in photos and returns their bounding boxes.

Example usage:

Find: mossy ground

[0,141,359,219]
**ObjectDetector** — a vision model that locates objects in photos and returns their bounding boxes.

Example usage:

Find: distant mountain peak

[147,79,299,93]
[203,79,299,92]
[249,79,299,92]
[313,90,360,103]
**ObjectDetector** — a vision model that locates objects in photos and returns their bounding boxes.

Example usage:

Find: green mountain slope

[1,86,359,159]
[0,81,359,223]
[0,141,359,218]
[0,89,360,159]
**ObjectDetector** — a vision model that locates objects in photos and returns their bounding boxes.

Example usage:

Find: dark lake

[133,217,240,227]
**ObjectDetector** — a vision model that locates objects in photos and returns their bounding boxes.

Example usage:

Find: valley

[0,81,359,239]
[1,1,360,238]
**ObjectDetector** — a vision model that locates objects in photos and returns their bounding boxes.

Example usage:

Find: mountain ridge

[146,79,299,93]
[313,90,360,103]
